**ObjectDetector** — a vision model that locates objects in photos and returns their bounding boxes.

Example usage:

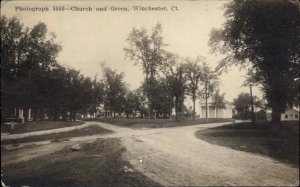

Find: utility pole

[215,94,218,118]
[249,83,255,125]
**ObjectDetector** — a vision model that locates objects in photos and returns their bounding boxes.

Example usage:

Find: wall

[280,109,299,121]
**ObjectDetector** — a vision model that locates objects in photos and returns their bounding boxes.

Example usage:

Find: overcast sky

[2,0,262,102]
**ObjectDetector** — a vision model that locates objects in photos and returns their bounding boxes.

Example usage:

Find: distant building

[96,106,112,118]
[266,108,299,122]
[280,108,299,121]
[198,97,233,119]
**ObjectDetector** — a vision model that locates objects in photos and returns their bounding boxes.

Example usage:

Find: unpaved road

[2,121,299,186]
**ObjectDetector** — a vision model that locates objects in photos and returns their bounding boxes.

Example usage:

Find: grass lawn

[195,121,299,167]
[1,125,112,145]
[96,118,234,128]
[1,138,161,187]
[1,121,84,134]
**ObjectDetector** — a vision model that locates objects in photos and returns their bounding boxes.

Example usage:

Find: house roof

[284,108,299,113]
[267,108,299,114]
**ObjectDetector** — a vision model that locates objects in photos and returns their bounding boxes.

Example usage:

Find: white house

[280,108,299,121]
[198,97,233,119]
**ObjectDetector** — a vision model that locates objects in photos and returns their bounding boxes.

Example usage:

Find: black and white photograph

[1,0,299,186]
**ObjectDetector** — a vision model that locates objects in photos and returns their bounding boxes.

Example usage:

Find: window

[285,115,288,119]
[295,115,298,119]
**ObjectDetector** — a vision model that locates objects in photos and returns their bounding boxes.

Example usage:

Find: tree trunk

[54,109,59,121]
[33,108,37,121]
[169,98,172,120]
[15,107,19,118]
[175,97,179,119]
[192,95,196,120]
[271,106,281,125]
[62,111,68,121]
[73,112,76,121]
[146,73,151,119]
[24,107,29,122]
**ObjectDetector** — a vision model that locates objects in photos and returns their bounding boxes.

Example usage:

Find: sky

[1,0,262,102]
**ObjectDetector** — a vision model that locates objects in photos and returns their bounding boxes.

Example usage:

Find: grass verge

[1,121,84,134]
[96,118,234,128]
[1,138,161,187]
[1,125,112,145]
[195,121,299,167]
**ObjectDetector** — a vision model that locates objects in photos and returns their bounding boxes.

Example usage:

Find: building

[280,108,299,121]
[198,97,233,119]
[96,106,112,118]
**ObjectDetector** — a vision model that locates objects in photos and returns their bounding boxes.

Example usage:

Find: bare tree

[184,56,207,119]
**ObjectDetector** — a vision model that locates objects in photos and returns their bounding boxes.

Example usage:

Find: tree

[45,66,100,121]
[124,23,166,119]
[91,77,105,116]
[233,92,262,120]
[209,0,300,124]
[151,78,172,118]
[101,63,127,118]
[63,69,95,121]
[123,90,144,118]
[161,53,187,119]
[183,56,207,119]
[1,16,107,122]
[1,16,24,85]
[135,87,148,118]
[1,16,61,120]
[45,65,69,120]
[212,90,226,118]
[198,62,219,120]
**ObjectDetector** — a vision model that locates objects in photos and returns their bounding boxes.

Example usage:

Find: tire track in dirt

[2,121,299,186]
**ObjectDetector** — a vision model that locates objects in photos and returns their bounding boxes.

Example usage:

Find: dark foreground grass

[1,121,84,134]
[1,125,112,145]
[97,118,234,128]
[2,138,161,187]
[195,121,299,167]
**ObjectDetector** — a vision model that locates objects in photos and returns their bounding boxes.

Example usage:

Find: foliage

[161,54,187,117]
[198,62,219,96]
[101,63,127,117]
[233,92,262,120]
[209,0,300,123]
[1,17,227,121]
[1,16,103,121]
[212,90,226,109]
[183,56,206,118]
[124,23,167,118]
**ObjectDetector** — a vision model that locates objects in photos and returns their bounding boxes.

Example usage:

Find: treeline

[232,92,265,120]
[1,16,147,121]
[209,0,299,123]
[124,23,222,119]
[1,16,99,121]
[1,16,223,121]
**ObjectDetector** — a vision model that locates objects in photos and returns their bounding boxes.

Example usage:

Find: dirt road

[2,121,299,186]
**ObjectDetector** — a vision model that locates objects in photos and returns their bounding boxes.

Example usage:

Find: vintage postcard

[1,0,299,186]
